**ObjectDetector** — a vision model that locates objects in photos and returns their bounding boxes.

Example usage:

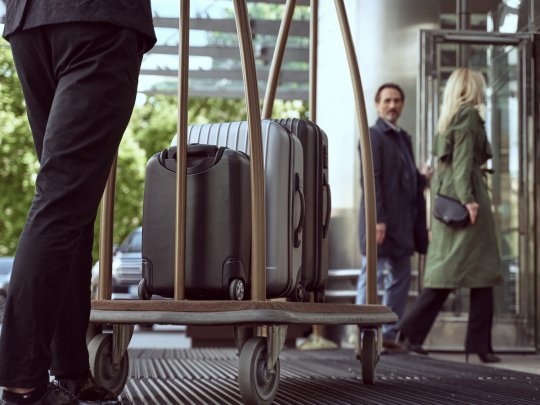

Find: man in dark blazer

[0,1,156,404]
[356,83,432,352]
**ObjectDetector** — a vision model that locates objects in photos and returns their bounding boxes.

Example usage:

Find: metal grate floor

[120,348,540,404]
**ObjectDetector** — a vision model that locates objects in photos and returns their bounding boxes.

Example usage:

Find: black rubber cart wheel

[360,329,377,385]
[88,333,129,396]
[238,337,280,404]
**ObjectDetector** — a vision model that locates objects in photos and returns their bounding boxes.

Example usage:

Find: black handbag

[433,193,470,227]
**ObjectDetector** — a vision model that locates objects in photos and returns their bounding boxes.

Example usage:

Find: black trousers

[0,23,144,387]
[398,287,494,353]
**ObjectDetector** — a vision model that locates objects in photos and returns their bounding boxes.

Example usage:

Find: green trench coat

[423,106,503,288]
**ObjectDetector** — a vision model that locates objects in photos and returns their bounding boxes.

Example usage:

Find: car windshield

[0,258,14,275]
[117,228,142,254]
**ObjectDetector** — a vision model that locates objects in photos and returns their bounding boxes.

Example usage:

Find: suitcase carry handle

[186,143,220,158]
[322,173,331,239]
[294,173,306,248]
[160,145,226,175]
[185,145,226,175]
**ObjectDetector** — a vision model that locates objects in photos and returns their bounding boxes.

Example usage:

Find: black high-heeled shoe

[465,352,501,364]
[477,352,501,363]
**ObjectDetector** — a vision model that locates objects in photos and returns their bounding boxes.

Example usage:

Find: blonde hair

[437,68,486,133]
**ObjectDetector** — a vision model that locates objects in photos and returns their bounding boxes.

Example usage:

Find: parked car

[0,257,14,323]
[91,227,142,299]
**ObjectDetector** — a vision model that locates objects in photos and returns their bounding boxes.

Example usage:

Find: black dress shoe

[405,339,429,356]
[406,342,429,356]
[382,339,408,353]
[55,373,119,404]
[1,383,79,405]
[477,352,501,363]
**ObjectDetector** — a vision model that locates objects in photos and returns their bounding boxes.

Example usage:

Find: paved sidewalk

[429,352,540,375]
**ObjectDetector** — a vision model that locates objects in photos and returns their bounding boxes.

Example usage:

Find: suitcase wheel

[229,278,245,300]
[238,337,280,404]
[292,283,306,302]
[88,333,129,396]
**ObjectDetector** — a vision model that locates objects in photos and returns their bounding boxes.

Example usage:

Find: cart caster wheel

[360,329,377,385]
[229,279,245,300]
[293,283,306,302]
[88,333,129,396]
[138,279,151,300]
[238,337,280,405]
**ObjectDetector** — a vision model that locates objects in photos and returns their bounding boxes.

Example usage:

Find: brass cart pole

[309,0,318,124]
[334,0,377,305]
[174,0,190,300]
[261,0,296,119]
[98,155,117,300]
[233,0,266,301]
[308,0,329,345]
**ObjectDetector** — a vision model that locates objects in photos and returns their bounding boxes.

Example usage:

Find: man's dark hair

[374,83,405,103]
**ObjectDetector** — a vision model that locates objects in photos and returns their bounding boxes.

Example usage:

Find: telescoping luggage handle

[261,0,378,304]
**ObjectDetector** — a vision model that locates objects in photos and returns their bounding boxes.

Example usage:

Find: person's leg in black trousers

[0,22,143,389]
[398,288,451,346]
[465,287,497,359]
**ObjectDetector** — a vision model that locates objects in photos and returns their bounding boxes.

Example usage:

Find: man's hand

[420,164,434,181]
[376,223,386,244]
[465,202,479,224]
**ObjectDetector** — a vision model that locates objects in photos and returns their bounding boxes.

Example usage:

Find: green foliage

[91,129,147,262]
[0,38,307,261]
[130,94,178,161]
[272,99,309,120]
[0,43,25,117]
[131,94,249,160]
[0,42,148,261]
[0,41,37,256]
[188,96,247,125]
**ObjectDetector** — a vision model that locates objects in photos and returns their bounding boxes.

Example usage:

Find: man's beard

[385,110,400,123]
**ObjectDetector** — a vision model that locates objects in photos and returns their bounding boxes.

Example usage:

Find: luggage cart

[89,1,397,403]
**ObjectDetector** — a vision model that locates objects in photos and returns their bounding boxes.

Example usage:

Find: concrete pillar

[317,0,440,269]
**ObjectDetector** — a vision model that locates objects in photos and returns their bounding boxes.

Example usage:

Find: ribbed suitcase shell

[141,145,251,299]
[275,119,331,300]
[173,120,304,299]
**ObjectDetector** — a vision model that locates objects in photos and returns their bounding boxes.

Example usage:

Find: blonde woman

[397,68,503,363]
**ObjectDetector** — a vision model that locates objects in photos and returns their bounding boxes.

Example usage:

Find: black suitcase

[140,144,251,300]
[275,119,331,302]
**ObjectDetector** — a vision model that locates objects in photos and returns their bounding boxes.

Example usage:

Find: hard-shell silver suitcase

[173,119,304,299]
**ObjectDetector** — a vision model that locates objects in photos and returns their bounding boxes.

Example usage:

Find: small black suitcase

[140,144,251,300]
[275,119,331,302]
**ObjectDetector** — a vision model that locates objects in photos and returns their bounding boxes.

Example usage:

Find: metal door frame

[418,29,538,351]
